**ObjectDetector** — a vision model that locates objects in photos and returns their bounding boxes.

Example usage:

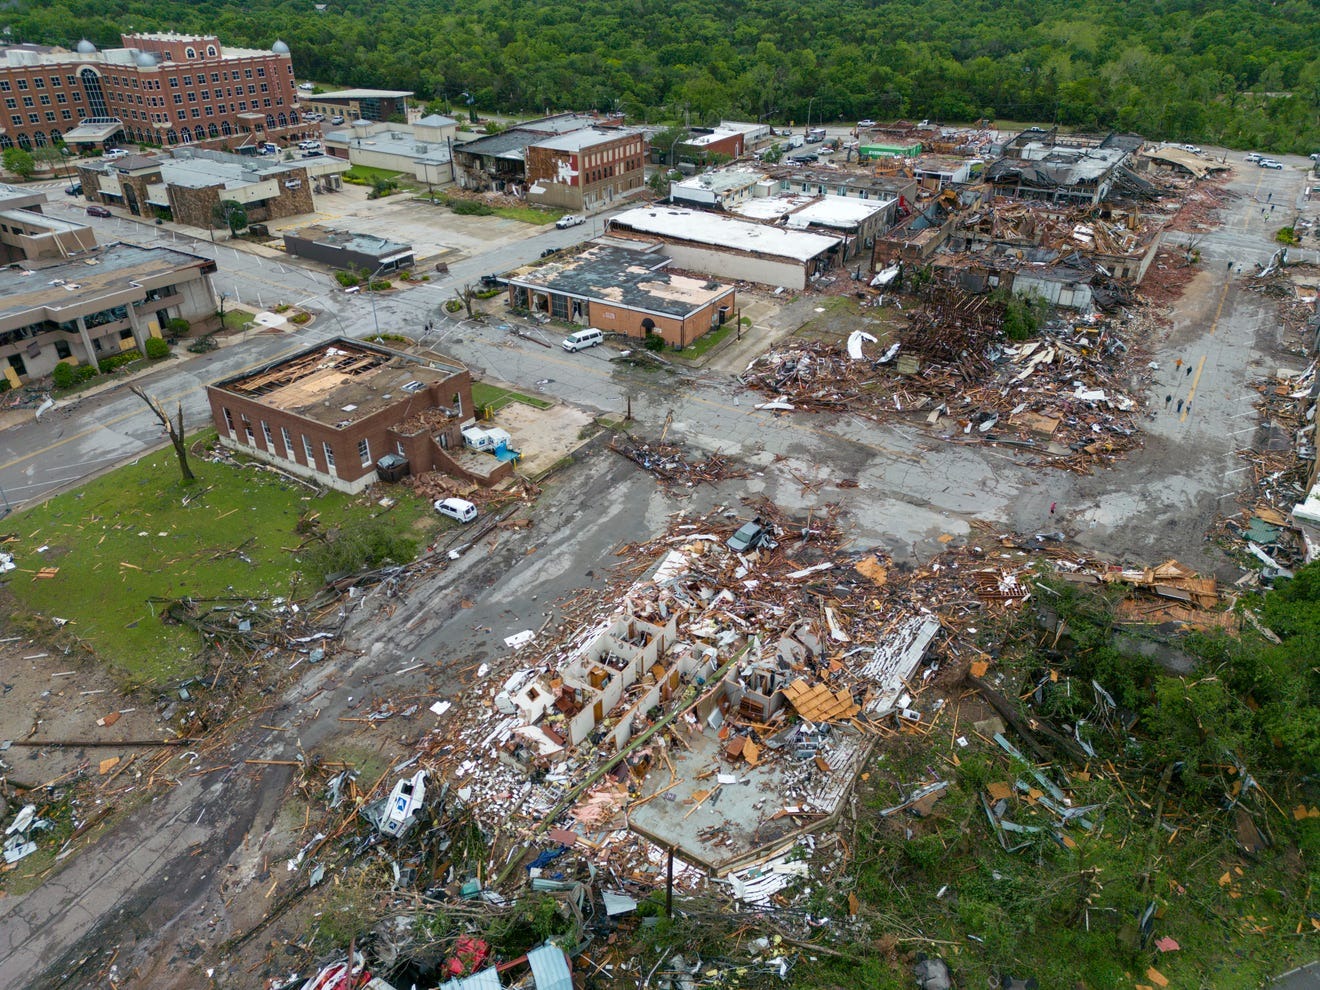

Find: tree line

[8,0,1320,153]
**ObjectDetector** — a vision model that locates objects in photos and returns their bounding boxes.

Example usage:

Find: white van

[434,497,478,523]
[561,328,603,352]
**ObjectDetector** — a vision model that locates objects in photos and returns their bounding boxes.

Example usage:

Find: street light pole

[806,97,816,135]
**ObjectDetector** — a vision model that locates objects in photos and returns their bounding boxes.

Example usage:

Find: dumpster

[375,453,409,483]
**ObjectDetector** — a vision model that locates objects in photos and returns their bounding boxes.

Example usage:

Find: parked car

[727,518,777,553]
[540,247,560,258]
[561,328,603,352]
[857,119,876,129]
[1180,144,1201,154]
[1245,152,1262,163]
[434,497,478,523]
[330,115,345,125]
[64,183,82,196]
[85,205,111,218]
[297,82,314,92]
[1259,159,1284,170]
[555,214,585,229]
[103,148,129,160]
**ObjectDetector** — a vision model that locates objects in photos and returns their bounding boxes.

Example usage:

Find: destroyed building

[206,337,511,493]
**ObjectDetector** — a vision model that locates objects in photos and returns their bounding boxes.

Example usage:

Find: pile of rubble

[742,304,1150,472]
[402,471,540,511]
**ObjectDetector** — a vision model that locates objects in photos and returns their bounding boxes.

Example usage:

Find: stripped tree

[131,386,195,482]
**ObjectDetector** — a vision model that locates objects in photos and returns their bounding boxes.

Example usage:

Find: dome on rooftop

[272,40,290,55]
[134,50,159,68]
[75,39,97,54]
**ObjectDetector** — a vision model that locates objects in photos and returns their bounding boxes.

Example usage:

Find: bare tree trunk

[131,386,195,482]
[456,283,476,319]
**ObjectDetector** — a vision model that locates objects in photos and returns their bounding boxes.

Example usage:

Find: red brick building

[0,32,312,154]
[207,339,512,493]
[525,128,646,212]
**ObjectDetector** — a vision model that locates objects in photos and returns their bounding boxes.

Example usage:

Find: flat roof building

[76,146,348,229]
[283,224,414,272]
[0,184,97,264]
[0,241,217,387]
[303,88,413,123]
[505,243,736,348]
[0,33,311,153]
[452,114,601,196]
[322,115,457,186]
[206,338,509,493]
[608,206,842,290]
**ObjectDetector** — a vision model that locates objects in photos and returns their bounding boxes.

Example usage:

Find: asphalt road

[2,151,1317,987]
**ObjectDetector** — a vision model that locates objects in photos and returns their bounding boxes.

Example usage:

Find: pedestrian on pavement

[1175,358,1182,371]
[1187,366,1193,377]
[1226,260,1232,271]
[1267,192,1272,203]
[1165,394,1172,407]
[1049,502,1056,515]
[1177,399,1184,413]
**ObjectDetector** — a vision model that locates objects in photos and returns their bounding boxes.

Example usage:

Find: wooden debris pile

[742,304,1150,472]
[608,435,748,490]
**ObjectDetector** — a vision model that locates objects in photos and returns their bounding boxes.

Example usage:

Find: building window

[302,435,316,468]
[281,427,295,459]
[33,77,44,89]
[79,68,107,117]
[185,48,196,59]
[243,420,256,445]
[357,438,371,466]
[261,420,274,446]
[222,407,235,434]
[396,441,406,457]
[322,442,336,469]
[169,77,180,88]
[207,46,217,58]
[16,79,27,91]
[54,339,72,359]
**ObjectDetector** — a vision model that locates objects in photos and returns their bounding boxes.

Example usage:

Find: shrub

[1276,227,1299,246]
[144,337,170,359]
[52,362,96,389]
[164,317,191,340]
[187,334,218,353]
[643,332,666,352]
[451,200,494,216]
[334,270,360,288]
[290,312,311,325]
[99,352,137,373]
[368,279,391,292]
[443,299,463,314]
[272,303,291,314]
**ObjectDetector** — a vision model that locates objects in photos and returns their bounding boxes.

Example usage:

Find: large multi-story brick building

[0,32,312,154]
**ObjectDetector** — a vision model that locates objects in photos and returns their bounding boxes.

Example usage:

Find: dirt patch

[489,399,595,476]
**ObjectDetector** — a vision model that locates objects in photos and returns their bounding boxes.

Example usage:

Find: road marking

[1179,354,1207,423]
[1208,277,1230,336]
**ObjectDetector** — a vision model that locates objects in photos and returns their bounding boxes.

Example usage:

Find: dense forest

[6,0,1320,152]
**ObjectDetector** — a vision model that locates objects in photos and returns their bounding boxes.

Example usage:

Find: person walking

[1187,366,1193,377]
[1049,502,1056,516]
[1176,399,1184,413]
[1165,394,1172,408]
[1174,358,1182,372]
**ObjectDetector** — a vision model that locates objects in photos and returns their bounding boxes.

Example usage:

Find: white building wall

[655,242,808,290]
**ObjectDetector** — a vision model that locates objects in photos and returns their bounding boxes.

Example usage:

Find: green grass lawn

[671,322,735,361]
[472,380,552,412]
[6,441,439,687]
[344,164,405,183]
[221,308,256,331]
[489,204,562,225]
